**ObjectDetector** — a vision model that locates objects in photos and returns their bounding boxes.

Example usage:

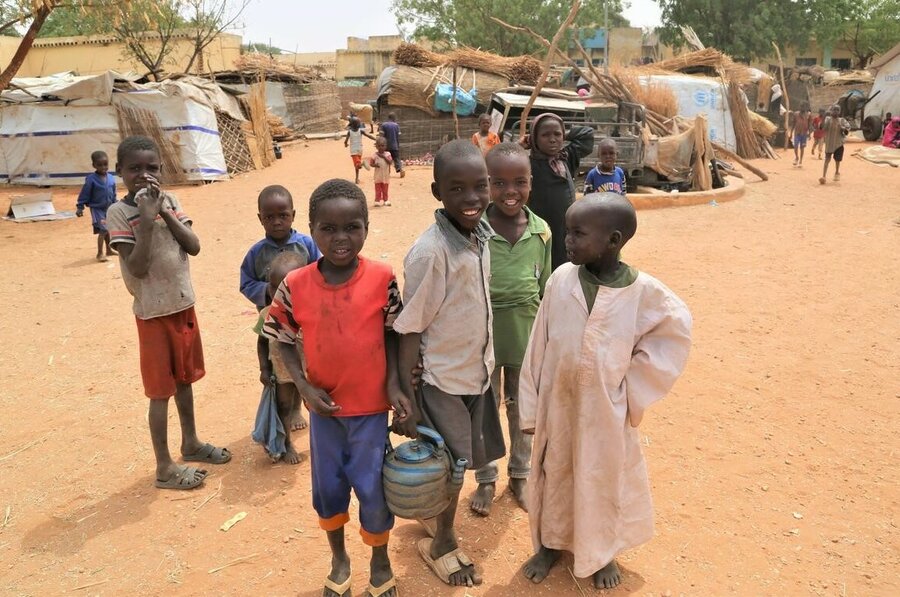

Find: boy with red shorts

[107,135,231,491]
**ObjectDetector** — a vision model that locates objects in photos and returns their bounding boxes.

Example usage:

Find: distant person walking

[379,112,405,178]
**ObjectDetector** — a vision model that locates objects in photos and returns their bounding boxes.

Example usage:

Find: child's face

[535,119,564,155]
[375,138,387,152]
[310,197,368,268]
[93,156,109,176]
[258,193,295,242]
[431,157,490,232]
[479,116,491,134]
[350,118,361,130]
[598,143,617,171]
[488,153,531,218]
[118,149,161,195]
[830,106,840,117]
[564,203,617,266]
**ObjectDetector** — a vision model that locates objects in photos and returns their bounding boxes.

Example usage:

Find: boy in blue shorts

[240,185,320,431]
[76,150,117,262]
[583,138,626,195]
[470,142,551,517]
[265,179,412,597]
[394,140,506,587]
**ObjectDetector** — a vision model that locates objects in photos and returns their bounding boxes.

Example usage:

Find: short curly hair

[116,136,160,167]
[308,178,368,223]
[90,150,108,165]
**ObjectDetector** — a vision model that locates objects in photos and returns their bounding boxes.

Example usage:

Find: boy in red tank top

[264,179,414,597]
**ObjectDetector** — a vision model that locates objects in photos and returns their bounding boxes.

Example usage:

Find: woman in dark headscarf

[526,113,595,270]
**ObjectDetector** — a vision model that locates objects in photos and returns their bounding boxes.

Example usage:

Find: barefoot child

[519,193,692,589]
[240,185,320,431]
[471,113,500,156]
[264,179,412,597]
[107,136,231,490]
[252,251,308,465]
[469,142,550,517]
[379,112,405,178]
[394,140,506,587]
[525,113,595,270]
[75,150,117,262]
[369,136,394,207]
[346,116,377,184]
[583,138,626,195]
[819,105,850,185]
[791,103,813,167]
[811,108,826,159]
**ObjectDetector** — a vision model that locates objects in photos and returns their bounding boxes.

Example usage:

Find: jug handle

[415,425,445,451]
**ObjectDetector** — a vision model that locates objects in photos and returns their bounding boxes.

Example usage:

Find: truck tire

[862,116,882,141]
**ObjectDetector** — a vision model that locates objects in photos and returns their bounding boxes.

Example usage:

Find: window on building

[592,58,603,66]
[795,57,817,66]
[575,59,585,67]
[830,58,852,70]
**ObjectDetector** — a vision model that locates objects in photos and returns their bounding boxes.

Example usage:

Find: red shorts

[374,182,389,201]
[351,154,362,169]
[135,307,205,399]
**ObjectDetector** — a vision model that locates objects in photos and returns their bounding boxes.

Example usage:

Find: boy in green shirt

[471,142,552,516]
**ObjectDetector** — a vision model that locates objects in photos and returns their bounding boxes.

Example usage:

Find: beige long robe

[519,264,692,578]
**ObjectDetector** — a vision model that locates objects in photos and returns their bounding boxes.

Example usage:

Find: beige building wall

[277,51,336,78]
[336,35,401,80]
[1,31,241,78]
[561,27,645,67]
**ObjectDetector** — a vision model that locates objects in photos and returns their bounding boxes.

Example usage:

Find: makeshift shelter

[0,71,272,186]
[867,42,900,120]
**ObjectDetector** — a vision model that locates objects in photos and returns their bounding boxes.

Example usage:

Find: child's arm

[538,232,552,298]
[343,131,350,146]
[257,335,273,386]
[519,280,554,434]
[362,131,377,141]
[566,126,596,160]
[396,332,422,427]
[159,193,200,256]
[278,342,340,416]
[624,296,693,427]
[115,188,166,278]
[75,178,91,215]
[239,249,269,308]
[386,330,416,437]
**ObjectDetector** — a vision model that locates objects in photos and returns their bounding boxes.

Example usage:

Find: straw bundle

[393,42,444,68]
[613,68,678,118]
[267,111,294,141]
[642,48,752,85]
[232,53,322,82]
[824,69,873,86]
[115,103,187,185]
[386,65,509,114]
[392,43,541,84]
[748,110,777,138]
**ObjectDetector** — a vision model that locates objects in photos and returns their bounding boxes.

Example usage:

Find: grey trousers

[475,366,533,483]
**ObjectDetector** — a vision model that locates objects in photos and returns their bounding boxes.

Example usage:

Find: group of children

[345,111,405,207]
[99,108,693,595]
[789,103,851,184]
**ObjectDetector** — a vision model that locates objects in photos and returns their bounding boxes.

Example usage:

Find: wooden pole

[451,66,460,139]
[517,0,582,140]
[712,142,769,181]
[771,42,791,150]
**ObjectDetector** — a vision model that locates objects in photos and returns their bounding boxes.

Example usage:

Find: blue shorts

[793,134,808,148]
[309,411,393,546]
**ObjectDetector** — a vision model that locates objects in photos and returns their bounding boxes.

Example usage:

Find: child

[525,112,595,271]
[819,104,850,185]
[240,185,320,431]
[345,117,376,184]
[470,142,550,518]
[264,179,412,597]
[252,251,308,464]
[583,138,626,195]
[519,193,692,589]
[379,112,405,177]
[811,108,826,159]
[369,135,394,207]
[75,150,117,262]
[471,113,501,156]
[107,136,231,490]
[791,103,813,167]
[394,140,506,587]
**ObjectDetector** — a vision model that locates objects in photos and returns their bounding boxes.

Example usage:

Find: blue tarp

[434,83,477,116]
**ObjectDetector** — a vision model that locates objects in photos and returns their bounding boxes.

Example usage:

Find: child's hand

[76,208,84,217]
[519,134,531,150]
[410,356,424,389]
[259,368,274,387]
[299,383,341,417]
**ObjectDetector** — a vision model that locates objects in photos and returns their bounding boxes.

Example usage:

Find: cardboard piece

[4,193,75,222]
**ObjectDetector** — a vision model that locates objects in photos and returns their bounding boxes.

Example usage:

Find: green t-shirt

[578,262,639,313]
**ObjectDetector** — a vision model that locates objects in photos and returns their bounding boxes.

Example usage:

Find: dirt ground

[0,137,897,597]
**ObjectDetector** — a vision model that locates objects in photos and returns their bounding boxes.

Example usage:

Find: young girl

[471,113,501,155]
[369,136,394,207]
[525,113,594,271]
[76,150,117,262]
[811,108,826,159]
[344,117,376,184]
[264,179,412,597]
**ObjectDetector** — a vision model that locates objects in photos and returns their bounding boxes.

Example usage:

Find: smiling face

[93,155,109,176]
[432,156,490,232]
[117,149,161,196]
[534,117,564,155]
[487,152,531,218]
[258,193,295,243]
[598,141,617,171]
[310,197,368,269]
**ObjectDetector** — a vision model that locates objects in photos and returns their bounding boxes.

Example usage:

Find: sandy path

[0,137,897,596]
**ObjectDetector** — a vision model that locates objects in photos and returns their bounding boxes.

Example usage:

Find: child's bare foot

[290,409,308,431]
[106,248,118,256]
[96,253,107,262]
[509,478,528,511]
[324,554,352,597]
[818,177,826,185]
[592,559,621,589]
[283,445,301,465]
[470,482,495,516]
[523,546,560,584]
[366,546,397,597]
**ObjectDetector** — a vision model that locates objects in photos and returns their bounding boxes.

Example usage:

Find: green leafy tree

[391,0,628,56]
[812,0,900,68]
[243,42,282,55]
[657,0,811,61]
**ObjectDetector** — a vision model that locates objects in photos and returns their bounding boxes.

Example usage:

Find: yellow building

[561,27,646,68]
[0,30,241,78]
[276,51,337,79]
[336,35,401,80]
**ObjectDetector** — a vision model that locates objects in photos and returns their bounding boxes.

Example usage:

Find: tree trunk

[0,5,54,92]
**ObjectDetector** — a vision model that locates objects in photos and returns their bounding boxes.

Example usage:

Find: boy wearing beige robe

[519,193,692,589]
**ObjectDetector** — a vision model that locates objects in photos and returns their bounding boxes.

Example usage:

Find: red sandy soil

[0,138,897,596]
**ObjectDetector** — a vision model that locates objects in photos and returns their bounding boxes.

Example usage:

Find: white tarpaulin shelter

[640,74,737,151]
[0,71,245,186]
[867,42,900,120]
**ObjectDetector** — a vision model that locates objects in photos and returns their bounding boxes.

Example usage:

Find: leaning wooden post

[772,42,791,150]
[452,65,460,138]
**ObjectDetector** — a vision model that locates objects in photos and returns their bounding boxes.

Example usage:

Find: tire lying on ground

[862,115,882,141]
